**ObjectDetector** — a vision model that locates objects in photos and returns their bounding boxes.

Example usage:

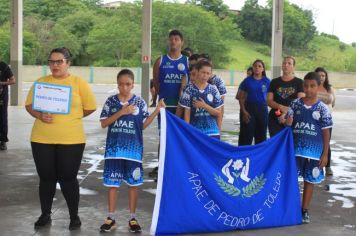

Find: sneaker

[69,216,81,230]
[0,141,7,150]
[150,103,156,107]
[302,209,310,224]
[326,167,333,176]
[34,213,52,229]
[128,218,142,233]
[100,217,116,232]
[148,167,158,178]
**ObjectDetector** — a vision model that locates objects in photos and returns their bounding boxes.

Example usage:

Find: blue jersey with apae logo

[179,83,223,136]
[159,54,189,107]
[100,94,149,162]
[209,74,227,97]
[288,98,333,160]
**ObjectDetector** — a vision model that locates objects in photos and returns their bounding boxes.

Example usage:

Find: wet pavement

[0,84,355,236]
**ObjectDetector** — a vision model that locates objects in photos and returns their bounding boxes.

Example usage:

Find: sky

[105,0,355,44]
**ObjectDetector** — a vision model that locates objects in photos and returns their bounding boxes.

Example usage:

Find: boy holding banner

[284,72,333,224]
[99,69,164,233]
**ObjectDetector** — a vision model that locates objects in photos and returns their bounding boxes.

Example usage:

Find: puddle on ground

[324,142,356,208]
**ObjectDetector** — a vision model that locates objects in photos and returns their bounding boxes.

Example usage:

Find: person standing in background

[0,60,16,150]
[315,67,335,176]
[267,56,304,137]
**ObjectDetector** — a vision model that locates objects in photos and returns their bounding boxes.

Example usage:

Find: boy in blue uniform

[179,60,223,138]
[99,69,165,233]
[284,72,332,224]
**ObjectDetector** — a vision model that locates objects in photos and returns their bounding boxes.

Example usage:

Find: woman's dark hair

[252,59,266,77]
[304,72,321,86]
[195,59,212,71]
[49,47,72,62]
[314,67,331,91]
[189,53,199,62]
[117,69,135,82]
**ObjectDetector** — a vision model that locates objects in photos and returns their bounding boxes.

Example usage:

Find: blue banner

[151,109,302,235]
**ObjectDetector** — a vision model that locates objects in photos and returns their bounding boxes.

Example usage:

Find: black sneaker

[100,217,116,232]
[129,218,141,233]
[0,141,7,150]
[34,213,52,229]
[302,209,310,224]
[148,167,158,178]
[69,216,81,230]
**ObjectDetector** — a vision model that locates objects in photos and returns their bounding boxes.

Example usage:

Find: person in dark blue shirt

[238,59,270,146]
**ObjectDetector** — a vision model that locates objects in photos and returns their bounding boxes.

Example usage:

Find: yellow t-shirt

[25,75,97,144]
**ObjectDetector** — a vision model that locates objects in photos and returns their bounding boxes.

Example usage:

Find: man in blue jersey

[179,60,223,139]
[284,72,332,224]
[150,30,189,177]
[152,29,189,116]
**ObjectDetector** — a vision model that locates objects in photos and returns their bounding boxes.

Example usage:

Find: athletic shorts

[103,159,143,187]
[296,156,325,184]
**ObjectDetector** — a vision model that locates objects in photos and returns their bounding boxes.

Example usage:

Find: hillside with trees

[0,0,355,72]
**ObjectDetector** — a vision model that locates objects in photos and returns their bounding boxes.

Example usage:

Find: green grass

[225,39,271,70]
[224,36,356,72]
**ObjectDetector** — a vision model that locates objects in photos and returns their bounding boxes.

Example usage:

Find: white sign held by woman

[32,82,72,114]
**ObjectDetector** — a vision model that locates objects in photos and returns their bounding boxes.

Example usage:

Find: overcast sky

[105,0,355,44]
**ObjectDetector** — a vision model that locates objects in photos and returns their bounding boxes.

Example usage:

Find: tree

[87,3,142,66]
[152,2,239,67]
[236,0,316,50]
[186,0,230,19]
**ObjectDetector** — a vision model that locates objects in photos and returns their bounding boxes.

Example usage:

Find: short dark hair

[189,53,199,62]
[304,72,321,85]
[49,47,72,61]
[314,67,331,91]
[197,53,211,62]
[117,69,135,82]
[182,47,193,57]
[169,30,183,40]
[195,59,212,71]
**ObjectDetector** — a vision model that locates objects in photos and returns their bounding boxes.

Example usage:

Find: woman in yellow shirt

[25,47,97,230]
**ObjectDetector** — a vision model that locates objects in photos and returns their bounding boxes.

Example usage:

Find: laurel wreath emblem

[214,173,267,198]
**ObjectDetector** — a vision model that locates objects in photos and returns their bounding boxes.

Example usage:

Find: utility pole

[10,0,23,105]
[141,0,152,104]
[271,0,283,79]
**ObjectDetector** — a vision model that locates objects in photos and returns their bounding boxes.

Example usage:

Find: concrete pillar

[141,0,152,104]
[271,0,283,79]
[10,0,23,106]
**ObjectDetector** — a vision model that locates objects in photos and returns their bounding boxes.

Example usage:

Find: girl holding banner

[25,47,97,230]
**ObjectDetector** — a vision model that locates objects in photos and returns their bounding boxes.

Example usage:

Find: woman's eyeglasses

[48,59,67,66]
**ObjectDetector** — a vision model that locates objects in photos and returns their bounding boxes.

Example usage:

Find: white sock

[129,213,136,220]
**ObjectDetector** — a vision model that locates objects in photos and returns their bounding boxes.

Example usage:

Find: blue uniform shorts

[103,159,143,187]
[296,156,325,184]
